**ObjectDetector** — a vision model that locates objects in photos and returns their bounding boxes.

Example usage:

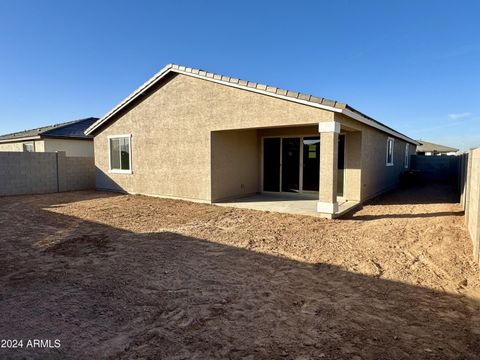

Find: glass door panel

[302,137,320,191]
[263,138,281,191]
[337,134,345,196]
[281,137,300,192]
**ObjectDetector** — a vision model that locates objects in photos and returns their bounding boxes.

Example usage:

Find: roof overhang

[41,135,93,141]
[85,64,418,145]
[0,135,41,144]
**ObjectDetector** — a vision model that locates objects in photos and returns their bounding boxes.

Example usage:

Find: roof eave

[341,108,418,145]
[85,64,174,135]
[0,135,42,144]
[41,135,93,141]
[85,64,417,145]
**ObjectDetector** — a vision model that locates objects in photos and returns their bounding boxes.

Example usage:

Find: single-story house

[416,140,459,156]
[0,117,98,157]
[85,64,417,218]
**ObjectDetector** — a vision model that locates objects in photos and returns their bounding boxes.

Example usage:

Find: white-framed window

[404,143,410,168]
[108,134,132,173]
[23,143,34,152]
[386,137,394,166]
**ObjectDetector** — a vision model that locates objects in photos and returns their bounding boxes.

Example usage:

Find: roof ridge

[0,117,98,141]
[85,63,416,144]
[416,139,459,152]
[40,117,98,136]
[0,117,97,138]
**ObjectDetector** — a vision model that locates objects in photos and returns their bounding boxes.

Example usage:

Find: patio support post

[317,121,340,217]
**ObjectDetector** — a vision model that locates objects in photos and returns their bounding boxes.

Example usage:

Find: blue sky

[0,0,479,150]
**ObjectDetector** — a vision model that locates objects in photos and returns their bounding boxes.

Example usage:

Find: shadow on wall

[410,155,461,189]
[95,166,129,194]
[360,183,459,206]
[0,193,478,359]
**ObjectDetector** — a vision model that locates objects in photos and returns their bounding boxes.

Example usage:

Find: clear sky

[0,0,479,150]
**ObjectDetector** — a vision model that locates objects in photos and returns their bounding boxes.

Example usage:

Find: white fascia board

[0,135,41,144]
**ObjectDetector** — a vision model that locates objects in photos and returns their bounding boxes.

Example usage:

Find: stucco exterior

[334,113,415,202]
[0,140,45,152]
[94,73,332,202]
[43,138,94,157]
[0,138,92,157]
[92,71,415,216]
[211,129,258,201]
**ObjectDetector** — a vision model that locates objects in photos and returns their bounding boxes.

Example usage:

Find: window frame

[386,137,394,167]
[108,134,132,174]
[404,143,410,169]
[23,143,35,152]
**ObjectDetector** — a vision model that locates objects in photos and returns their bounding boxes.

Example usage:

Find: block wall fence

[460,147,480,263]
[0,151,94,196]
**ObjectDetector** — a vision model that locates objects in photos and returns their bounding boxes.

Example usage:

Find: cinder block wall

[0,152,94,196]
[461,147,480,263]
[411,155,459,183]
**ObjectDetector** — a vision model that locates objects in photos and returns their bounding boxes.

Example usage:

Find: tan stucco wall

[211,129,258,201]
[0,140,44,152]
[343,131,362,201]
[335,114,415,201]
[94,74,334,201]
[43,139,93,157]
[0,139,91,156]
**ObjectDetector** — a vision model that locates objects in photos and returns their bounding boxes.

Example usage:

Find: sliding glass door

[263,136,320,193]
[263,134,345,196]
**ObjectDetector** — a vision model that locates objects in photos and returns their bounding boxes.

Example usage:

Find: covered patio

[211,119,363,218]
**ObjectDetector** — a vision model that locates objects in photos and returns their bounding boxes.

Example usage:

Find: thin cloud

[414,115,478,133]
[436,44,477,60]
[448,112,472,120]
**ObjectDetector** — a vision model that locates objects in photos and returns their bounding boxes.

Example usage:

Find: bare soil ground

[0,184,479,359]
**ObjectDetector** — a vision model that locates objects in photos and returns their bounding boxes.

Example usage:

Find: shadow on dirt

[345,183,463,221]
[0,191,478,359]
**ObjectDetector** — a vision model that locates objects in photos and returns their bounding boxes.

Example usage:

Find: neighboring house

[416,140,459,156]
[85,64,417,218]
[0,117,98,157]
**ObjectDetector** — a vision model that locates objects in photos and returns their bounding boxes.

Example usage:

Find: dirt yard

[0,184,479,359]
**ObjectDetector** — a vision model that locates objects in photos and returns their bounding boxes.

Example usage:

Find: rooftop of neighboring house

[0,117,99,143]
[416,140,459,153]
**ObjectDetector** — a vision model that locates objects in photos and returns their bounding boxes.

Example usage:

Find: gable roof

[85,64,417,144]
[0,117,98,144]
[416,140,459,153]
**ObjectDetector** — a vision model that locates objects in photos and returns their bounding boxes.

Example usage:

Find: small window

[109,135,132,173]
[386,137,394,166]
[404,143,409,168]
[23,143,34,152]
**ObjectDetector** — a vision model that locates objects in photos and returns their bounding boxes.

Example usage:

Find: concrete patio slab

[216,193,360,218]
